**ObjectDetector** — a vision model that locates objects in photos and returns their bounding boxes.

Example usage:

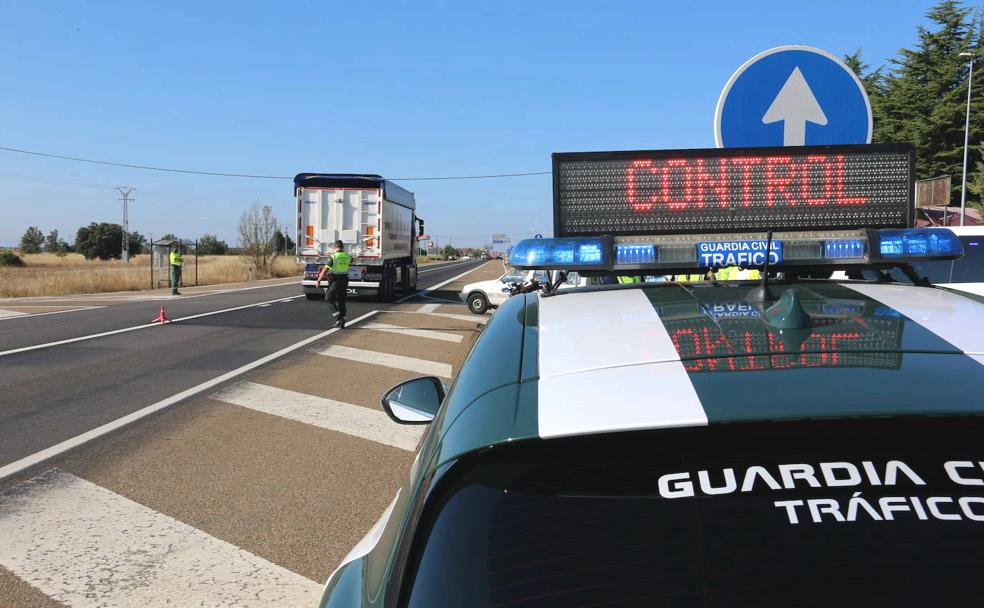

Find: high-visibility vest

[329,251,352,274]
[169,251,183,267]
[618,276,641,284]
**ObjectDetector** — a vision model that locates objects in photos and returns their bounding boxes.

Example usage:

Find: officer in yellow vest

[317,240,353,328]
[168,242,183,295]
[618,275,642,284]
[713,266,763,281]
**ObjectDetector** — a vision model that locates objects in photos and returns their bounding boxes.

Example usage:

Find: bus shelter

[150,239,198,290]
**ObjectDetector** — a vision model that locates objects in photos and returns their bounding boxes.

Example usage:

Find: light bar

[510,228,962,273]
[824,239,866,259]
[874,228,963,259]
[509,236,612,270]
[615,244,656,265]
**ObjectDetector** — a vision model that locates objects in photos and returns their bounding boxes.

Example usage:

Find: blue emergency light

[510,236,612,270]
[509,228,963,272]
[874,228,963,258]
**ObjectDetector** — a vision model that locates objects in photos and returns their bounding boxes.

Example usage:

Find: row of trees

[846,0,984,209]
[17,224,241,260]
[20,223,147,259]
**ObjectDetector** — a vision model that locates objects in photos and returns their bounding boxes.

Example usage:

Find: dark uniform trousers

[325,274,349,318]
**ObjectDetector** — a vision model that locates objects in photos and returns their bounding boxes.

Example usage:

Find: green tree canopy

[272,229,295,256]
[197,233,229,255]
[44,229,70,254]
[855,0,984,209]
[19,226,44,254]
[74,223,145,260]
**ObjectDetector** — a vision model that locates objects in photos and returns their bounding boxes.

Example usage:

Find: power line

[0,170,110,189]
[0,145,287,179]
[0,144,550,181]
[391,171,549,181]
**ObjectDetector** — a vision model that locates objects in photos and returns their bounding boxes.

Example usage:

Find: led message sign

[553,144,914,237]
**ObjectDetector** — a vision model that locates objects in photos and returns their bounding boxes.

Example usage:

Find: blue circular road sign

[715,45,872,148]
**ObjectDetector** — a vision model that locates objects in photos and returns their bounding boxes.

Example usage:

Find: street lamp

[959,51,976,226]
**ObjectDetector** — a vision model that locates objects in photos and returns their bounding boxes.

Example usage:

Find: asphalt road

[0,259,486,470]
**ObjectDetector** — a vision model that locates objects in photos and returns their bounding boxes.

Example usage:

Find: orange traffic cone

[152,305,171,324]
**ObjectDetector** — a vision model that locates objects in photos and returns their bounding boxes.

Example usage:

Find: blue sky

[0,0,941,247]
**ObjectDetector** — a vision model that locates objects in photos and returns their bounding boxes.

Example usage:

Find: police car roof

[434,281,984,465]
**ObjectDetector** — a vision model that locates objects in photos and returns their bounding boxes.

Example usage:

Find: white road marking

[0,311,380,482]
[416,260,478,274]
[363,321,463,343]
[0,294,306,358]
[416,303,440,313]
[0,309,27,319]
[0,469,321,607]
[403,310,489,324]
[397,261,489,303]
[315,344,452,378]
[0,277,298,304]
[0,305,104,322]
[212,382,424,451]
[420,294,463,303]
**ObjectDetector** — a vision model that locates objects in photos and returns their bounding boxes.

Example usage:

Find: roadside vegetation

[850,1,984,210]
[0,253,302,298]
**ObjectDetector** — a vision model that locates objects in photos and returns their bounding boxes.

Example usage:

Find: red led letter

[834,155,867,205]
[800,155,833,206]
[694,158,728,209]
[661,159,693,211]
[627,160,656,212]
[730,157,762,207]
[765,156,795,207]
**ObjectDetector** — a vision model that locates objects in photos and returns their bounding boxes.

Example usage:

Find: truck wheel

[378,271,395,301]
[305,293,322,301]
[467,292,489,314]
[406,266,418,293]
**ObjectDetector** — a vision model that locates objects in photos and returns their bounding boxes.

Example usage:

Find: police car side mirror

[381,377,445,424]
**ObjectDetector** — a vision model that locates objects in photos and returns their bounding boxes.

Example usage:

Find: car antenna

[746,230,775,303]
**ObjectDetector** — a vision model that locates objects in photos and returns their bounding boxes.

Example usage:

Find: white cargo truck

[294,173,423,300]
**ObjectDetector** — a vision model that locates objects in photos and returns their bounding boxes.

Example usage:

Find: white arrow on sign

[762,67,828,146]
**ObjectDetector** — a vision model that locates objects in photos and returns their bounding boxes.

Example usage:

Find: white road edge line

[397,261,489,303]
[0,306,105,322]
[416,259,480,274]
[0,277,298,305]
[0,294,306,358]
[0,310,380,482]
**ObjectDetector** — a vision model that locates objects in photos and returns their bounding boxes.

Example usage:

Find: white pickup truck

[459,269,588,314]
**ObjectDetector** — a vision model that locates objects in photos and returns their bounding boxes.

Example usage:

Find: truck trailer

[295,173,423,300]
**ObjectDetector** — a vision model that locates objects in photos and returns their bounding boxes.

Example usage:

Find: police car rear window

[403,418,984,607]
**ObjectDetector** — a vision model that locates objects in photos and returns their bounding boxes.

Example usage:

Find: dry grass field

[0,253,303,298]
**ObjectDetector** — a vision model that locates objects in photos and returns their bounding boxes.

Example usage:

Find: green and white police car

[318,144,984,607]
